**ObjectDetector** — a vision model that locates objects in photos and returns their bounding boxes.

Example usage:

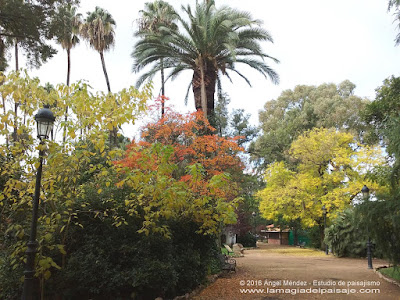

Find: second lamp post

[361,185,373,270]
[322,205,328,255]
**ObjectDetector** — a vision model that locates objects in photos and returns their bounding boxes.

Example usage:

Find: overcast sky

[7,0,400,136]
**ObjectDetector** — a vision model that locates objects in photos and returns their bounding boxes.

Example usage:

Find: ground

[193,243,400,300]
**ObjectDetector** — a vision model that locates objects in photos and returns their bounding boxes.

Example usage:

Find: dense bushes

[237,232,256,247]
[50,217,219,299]
[356,193,400,265]
[324,209,367,257]
[1,202,220,300]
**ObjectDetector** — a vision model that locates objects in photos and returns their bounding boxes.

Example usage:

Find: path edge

[374,266,400,288]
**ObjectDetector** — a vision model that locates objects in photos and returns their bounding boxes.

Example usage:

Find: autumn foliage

[115,102,245,234]
[119,103,244,185]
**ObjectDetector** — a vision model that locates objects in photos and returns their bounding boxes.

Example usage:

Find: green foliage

[80,6,116,92]
[0,71,243,297]
[387,0,400,45]
[0,71,149,296]
[356,192,400,265]
[251,81,370,170]
[0,0,79,70]
[237,232,256,247]
[379,267,400,281]
[364,76,400,186]
[325,209,367,257]
[132,0,278,121]
[44,190,219,300]
[0,252,23,299]
[306,226,325,249]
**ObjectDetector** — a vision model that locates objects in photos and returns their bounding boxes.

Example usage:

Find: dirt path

[193,243,400,300]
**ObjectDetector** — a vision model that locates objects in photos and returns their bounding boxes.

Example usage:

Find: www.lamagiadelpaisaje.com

[239,279,381,295]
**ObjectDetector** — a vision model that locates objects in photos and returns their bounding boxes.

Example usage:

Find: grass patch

[261,247,327,257]
[379,267,400,282]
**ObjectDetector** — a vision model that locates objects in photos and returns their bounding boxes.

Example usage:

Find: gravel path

[193,243,400,300]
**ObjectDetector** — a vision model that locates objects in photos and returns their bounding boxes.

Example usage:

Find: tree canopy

[364,76,400,186]
[250,80,370,170]
[0,0,79,70]
[132,0,279,122]
[257,128,385,228]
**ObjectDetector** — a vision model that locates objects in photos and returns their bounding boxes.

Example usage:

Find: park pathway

[193,243,400,300]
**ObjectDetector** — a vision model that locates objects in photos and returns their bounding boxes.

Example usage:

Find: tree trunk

[160,58,165,118]
[205,65,217,126]
[13,41,19,142]
[15,41,19,70]
[99,52,117,145]
[199,60,207,119]
[192,70,202,112]
[99,51,111,93]
[192,61,217,121]
[2,94,8,147]
[67,48,71,86]
[63,49,71,143]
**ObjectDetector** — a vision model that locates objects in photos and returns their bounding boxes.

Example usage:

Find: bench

[223,244,235,256]
[297,241,306,248]
[219,254,236,272]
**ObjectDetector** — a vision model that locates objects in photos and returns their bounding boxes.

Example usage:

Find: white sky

[7,0,400,138]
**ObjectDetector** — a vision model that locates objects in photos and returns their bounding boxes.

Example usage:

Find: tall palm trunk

[192,67,208,118]
[99,51,117,145]
[15,42,19,70]
[160,58,165,117]
[99,51,111,93]
[2,94,8,147]
[192,61,217,121]
[13,41,19,142]
[67,48,71,86]
[63,48,71,143]
[200,67,207,118]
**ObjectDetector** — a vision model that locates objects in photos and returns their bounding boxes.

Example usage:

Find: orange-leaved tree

[116,103,245,235]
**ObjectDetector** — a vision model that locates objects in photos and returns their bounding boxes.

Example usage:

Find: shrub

[237,232,256,247]
[325,209,367,257]
[45,214,218,300]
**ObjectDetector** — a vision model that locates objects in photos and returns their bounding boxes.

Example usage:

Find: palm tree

[132,0,279,122]
[136,0,177,117]
[80,6,116,93]
[54,4,82,142]
[55,4,82,86]
[388,0,400,45]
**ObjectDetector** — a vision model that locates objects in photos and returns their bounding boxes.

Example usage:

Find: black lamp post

[361,185,373,270]
[22,106,55,300]
[322,205,328,255]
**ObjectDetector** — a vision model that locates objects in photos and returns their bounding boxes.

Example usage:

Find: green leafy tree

[361,76,400,265]
[80,6,115,93]
[0,0,78,71]
[364,76,400,186]
[136,0,177,117]
[132,0,279,122]
[250,80,369,170]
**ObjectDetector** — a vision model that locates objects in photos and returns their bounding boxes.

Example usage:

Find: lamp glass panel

[37,120,53,139]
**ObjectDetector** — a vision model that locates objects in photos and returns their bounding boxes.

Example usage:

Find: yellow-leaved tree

[0,70,150,291]
[257,128,386,242]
